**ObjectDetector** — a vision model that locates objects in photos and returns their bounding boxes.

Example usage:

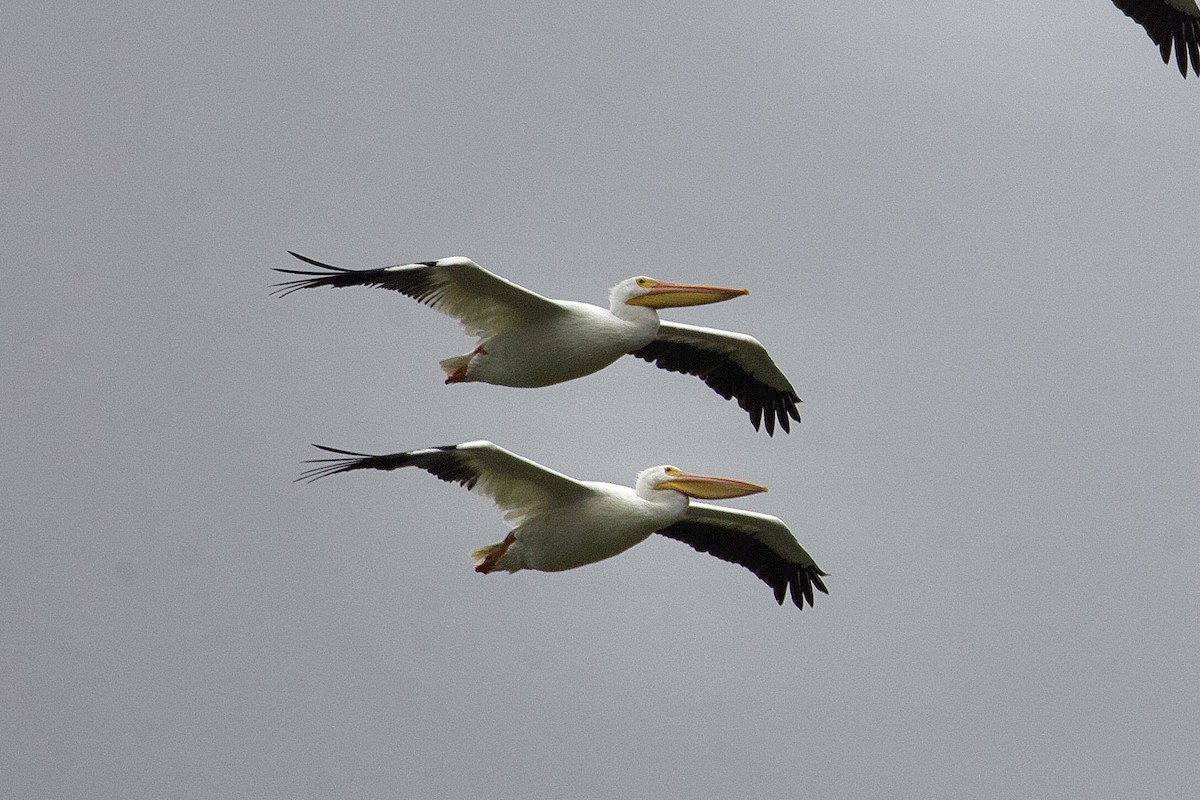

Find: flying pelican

[273,252,801,435]
[1113,0,1200,76]
[299,441,828,610]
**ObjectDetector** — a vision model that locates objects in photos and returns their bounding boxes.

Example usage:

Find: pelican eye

[635,277,655,288]
[664,466,681,476]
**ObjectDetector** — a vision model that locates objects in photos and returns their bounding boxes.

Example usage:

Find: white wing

[300,440,596,526]
[273,252,566,338]
[629,320,802,435]
[656,502,828,609]
[1112,0,1200,76]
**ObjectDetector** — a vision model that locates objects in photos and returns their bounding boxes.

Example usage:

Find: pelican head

[637,465,768,500]
[613,276,749,310]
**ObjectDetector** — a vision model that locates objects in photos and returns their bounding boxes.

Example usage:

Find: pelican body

[473,469,695,573]
[442,296,660,389]
[273,252,802,434]
[300,441,829,610]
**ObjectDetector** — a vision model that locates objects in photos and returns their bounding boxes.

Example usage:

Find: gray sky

[4,2,1199,797]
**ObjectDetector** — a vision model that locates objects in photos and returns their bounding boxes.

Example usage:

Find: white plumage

[300,441,828,610]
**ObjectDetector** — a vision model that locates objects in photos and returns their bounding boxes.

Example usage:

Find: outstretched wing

[1113,0,1200,77]
[629,321,801,435]
[299,440,594,525]
[273,252,565,338]
[657,502,828,610]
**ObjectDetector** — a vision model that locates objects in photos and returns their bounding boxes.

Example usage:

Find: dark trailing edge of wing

[656,518,829,610]
[1113,0,1200,77]
[271,251,443,302]
[299,444,480,489]
[628,339,801,436]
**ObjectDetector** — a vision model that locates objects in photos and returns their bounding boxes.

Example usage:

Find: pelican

[299,441,828,610]
[1113,0,1200,76]
[273,252,801,435]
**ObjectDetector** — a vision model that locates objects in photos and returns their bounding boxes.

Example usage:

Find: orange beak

[655,470,768,499]
[626,280,749,309]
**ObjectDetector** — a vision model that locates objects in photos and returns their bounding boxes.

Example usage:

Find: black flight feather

[656,518,828,610]
[299,444,479,489]
[629,338,801,436]
[1113,0,1200,76]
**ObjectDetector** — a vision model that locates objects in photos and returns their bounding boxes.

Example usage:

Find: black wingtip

[310,443,374,457]
[270,280,306,299]
[293,444,380,483]
[811,569,830,597]
[784,566,831,611]
[286,251,348,271]
[270,252,371,297]
[296,461,343,483]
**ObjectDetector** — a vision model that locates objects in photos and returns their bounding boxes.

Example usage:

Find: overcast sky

[4,2,1199,798]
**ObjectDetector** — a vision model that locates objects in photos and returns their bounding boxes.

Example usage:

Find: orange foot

[473,532,515,574]
[445,346,487,384]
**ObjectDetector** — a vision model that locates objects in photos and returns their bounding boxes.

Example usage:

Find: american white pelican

[1113,0,1200,76]
[273,252,801,435]
[299,441,829,610]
